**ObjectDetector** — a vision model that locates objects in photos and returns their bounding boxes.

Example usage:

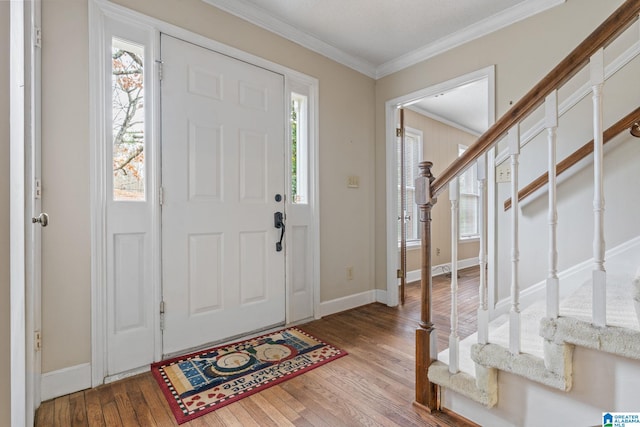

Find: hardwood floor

[36,267,480,427]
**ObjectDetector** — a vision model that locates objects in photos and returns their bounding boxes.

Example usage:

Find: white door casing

[160,34,286,355]
[91,0,319,384]
[103,19,157,377]
[10,1,42,425]
[384,66,496,307]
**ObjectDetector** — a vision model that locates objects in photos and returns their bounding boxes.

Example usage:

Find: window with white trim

[291,92,308,204]
[112,38,146,201]
[398,128,422,243]
[458,145,480,239]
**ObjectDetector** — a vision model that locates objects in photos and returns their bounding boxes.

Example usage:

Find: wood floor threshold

[36,267,480,427]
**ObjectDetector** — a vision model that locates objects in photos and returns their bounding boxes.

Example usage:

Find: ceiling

[202,0,564,135]
[409,79,489,135]
[203,0,565,79]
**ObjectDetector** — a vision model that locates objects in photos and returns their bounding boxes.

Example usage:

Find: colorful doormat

[151,327,347,424]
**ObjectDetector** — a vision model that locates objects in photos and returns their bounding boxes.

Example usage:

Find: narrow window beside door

[291,93,308,204]
[112,38,145,201]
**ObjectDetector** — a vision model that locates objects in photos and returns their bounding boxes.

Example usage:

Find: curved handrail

[504,107,640,211]
[431,0,640,198]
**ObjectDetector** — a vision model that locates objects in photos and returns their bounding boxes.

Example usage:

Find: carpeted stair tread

[559,273,639,330]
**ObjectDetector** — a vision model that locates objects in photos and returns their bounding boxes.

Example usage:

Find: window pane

[398,129,422,243]
[291,93,308,204]
[458,144,480,238]
[112,38,145,201]
[459,194,479,237]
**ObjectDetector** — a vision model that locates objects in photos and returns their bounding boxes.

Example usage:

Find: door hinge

[34,27,42,48]
[35,178,42,199]
[35,331,42,351]
[396,128,403,137]
[159,186,164,205]
[397,269,404,279]
[156,60,164,81]
[160,301,165,330]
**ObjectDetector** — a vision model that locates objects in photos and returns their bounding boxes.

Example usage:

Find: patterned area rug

[151,327,347,424]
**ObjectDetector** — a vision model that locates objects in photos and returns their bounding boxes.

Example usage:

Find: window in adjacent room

[398,128,422,244]
[458,144,480,240]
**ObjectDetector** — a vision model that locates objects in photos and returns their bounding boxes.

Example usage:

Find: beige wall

[41,0,375,372]
[403,110,479,273]
[1,2,11,423]
[374,0,625,291]
[41,0,92,373]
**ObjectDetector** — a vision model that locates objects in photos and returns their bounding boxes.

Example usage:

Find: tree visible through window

[112,38,145,201]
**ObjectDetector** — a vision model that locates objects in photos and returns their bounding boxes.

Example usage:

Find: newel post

[414,161,438,411]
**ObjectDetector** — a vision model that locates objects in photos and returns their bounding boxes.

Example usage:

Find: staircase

[414,1,640,425]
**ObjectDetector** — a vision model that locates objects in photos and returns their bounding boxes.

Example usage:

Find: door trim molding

[10,1,41,425]
[9,3,27,425]
[89,0,320,385]
[384,66,496,307]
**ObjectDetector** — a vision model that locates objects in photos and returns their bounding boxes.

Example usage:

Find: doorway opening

[385,66,496,350]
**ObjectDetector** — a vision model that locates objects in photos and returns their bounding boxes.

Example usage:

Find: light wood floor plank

[68,391,89,427]
[84,387,106,427]
[35,398,54,427]
[53,395,70,427]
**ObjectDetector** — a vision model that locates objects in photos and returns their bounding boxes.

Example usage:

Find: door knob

[32,212,49,227]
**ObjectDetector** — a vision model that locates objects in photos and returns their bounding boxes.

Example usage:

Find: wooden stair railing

[414,0,640,411]
[504,106,640,211]
[430,1,640,199]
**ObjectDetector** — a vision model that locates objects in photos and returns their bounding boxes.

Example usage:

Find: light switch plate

[496,162,511,183]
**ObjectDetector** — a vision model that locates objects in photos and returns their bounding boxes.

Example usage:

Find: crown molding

[203,0,565,80]
[202,0,377,78]
[407,105,483,137]
[375,0,566,78]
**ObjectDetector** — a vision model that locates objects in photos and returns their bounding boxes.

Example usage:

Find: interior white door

[161,35,286,355]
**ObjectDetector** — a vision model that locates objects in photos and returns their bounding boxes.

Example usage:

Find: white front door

[160,34,286,355]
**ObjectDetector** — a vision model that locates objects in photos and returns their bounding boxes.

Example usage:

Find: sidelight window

[291,92,308,204]
[112,38,145,201]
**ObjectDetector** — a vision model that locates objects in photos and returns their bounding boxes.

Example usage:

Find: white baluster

[546,91,559,319]
[590,48,606,327]
[449,178,460,374]
[477,154,489,345]
[508,125,521,355]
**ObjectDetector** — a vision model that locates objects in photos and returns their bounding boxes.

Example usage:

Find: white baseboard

[319,290,377,317]
[375,289,388,305]
[406,269,421,283]
[405,257,480,284]
[41,363,92,401]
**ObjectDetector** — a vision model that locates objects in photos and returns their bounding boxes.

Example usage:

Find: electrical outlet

[35,331,42,351]
[436,248,441,256]
[347,267,354,280]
